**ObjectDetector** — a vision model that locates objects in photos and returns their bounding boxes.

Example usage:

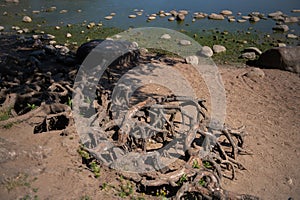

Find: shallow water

[0,0,299,34]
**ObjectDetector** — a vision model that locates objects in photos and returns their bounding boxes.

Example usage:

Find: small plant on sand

[84,96,91,104]
[89,161,100,178]
[0,108,11,121]
[77,146,101,178]
[67,97,72,108]
[198,178,207,187]
[77,146,90,160]
[4,173,31,192]
[118,176,134,198]
[156,188,168,199]
[80,195,92,200]
[177,174,188,186]
[192,160,201,169]
[27,103,37,110]
[202,161,212,169]
[19,194,39,200]
[101,182,108,190]
[2,122,14,129]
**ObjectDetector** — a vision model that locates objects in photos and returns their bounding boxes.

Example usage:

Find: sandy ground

[0,34,299,200]
[0,63,299,200]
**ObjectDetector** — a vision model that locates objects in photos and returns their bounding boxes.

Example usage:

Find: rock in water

[176,13,185,21]
[148,16,156,20]
[257,47,300,74]
[128,14,136,18]
[283,16,299,23]
[220,10,233,15]
[179,10,188,15]
[104,15,113,20]
[76,39,140,65]
[272,24,289,32]
[268,11,283,18]
[208,13,225,20]
[250,16,260,22]
[237,19,247,23]
[168,17,175,21]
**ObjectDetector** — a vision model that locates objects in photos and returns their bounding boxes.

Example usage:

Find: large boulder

[257,47,300,74]
[76,39,140,65]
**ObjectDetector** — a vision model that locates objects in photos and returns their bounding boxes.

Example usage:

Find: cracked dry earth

[0,38,299,200]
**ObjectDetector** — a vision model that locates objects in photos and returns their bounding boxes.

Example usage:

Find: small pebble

[59,10,68,14]
[22,16,32,23]
[32,34,39,39]
[168,17,175,21]
[199,46,213,57]
[22,28,29,33]
[287,177,293,185]
[128,14,137,18]
[287,34,298,39]
[277,43,286,47]
[220,10,233,15]
[32,10,40,14]
[42,34,55,40]
[179,40,191,46]
[104,16,113,20]
[49,40,57,45]
[148,16,156,20]
[185,55,198,65]
[87,22,95,29]
[291,9,300,13]
[46,6,56,12]
[237,19,247,23]
[66,33,72,38]
[12,26,20,30]
[242,16,251,20]
[241,52,256,60]
[160,34,171,40]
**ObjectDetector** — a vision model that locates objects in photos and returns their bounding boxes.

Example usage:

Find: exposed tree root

[0,35,259,199]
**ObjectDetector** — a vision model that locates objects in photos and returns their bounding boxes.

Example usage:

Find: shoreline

[0,23,299,66]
